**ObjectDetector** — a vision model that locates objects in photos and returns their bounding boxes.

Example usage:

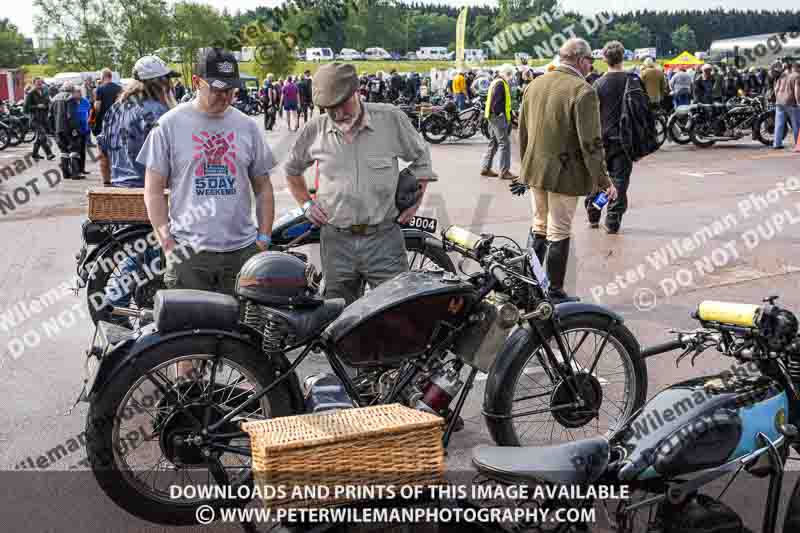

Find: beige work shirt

[284,102,436,228]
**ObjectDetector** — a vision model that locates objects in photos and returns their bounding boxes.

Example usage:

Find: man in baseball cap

[190,47,242,116]
[136,46,278,314]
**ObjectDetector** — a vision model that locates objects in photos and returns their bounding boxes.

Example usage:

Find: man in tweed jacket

[518,38,617,302]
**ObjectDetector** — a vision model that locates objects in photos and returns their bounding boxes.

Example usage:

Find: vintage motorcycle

[74,200,453,327]
[421,99,484,144]
[78,225,647,525]
[472,296,800,533]
[687,96,766,148]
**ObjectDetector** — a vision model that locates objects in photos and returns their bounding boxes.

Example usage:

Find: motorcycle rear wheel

[487,313,647,447]
[688,120,716,148]
[86,337,295,525]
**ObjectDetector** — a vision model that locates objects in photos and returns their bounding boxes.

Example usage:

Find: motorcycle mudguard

[87,325,305,414]
[78,224,153,281]
[482,303,624,428]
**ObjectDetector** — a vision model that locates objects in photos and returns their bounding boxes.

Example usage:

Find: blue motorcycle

[473,296,800,533]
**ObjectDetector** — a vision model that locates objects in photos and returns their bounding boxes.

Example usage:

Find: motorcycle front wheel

[86,337,296,525]
[421,114,450,144]
[0,127,10,150]
[486,313,647,447]
[753,113,789,146]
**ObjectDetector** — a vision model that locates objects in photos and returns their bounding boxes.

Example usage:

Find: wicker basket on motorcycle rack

[241,403,445,510]
[86,187,168,223]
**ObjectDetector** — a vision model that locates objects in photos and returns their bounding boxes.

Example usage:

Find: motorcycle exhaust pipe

[111,306,154,322]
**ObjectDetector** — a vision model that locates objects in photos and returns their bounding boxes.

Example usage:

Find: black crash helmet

[444,101,457,114]
[236,251,318,306]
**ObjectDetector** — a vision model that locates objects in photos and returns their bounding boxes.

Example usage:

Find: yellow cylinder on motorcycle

[444,225,485,251]
[697,301,761,327]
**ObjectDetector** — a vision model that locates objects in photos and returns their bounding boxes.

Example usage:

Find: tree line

[6,0,799,76]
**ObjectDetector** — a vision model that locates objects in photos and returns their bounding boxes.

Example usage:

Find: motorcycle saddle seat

[472,437,610,486]
[262,298,346,345]
[154,289,240,334]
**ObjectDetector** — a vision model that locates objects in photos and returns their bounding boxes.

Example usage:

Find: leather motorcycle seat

[472,437,610,486]
[154,289,240,334]
[264,298,346,345]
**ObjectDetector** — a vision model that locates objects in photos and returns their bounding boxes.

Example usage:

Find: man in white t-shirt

[138,48,277,295]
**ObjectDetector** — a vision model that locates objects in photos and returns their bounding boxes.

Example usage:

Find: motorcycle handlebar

[640,339,687,359]
[490,264,510,288]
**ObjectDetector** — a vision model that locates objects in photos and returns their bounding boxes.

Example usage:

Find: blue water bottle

[592,191,609,210]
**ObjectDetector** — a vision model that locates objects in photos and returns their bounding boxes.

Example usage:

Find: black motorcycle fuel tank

[322,271,479,367]
[616,372,784,481]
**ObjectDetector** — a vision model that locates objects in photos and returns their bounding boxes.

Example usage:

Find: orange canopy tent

[664,51,704,72]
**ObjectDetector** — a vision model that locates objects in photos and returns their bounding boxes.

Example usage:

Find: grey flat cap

[313,63,358,108]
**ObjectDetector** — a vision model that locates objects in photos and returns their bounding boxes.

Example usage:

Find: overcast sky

[7,1,798,38]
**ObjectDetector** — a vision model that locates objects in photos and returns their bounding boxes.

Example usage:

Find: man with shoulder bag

[585,41,657,234]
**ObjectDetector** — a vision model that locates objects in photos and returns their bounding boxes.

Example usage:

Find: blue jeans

[455,93,466,110]
[773,105,800,147]
[786,106,800,145]
[674,93,690,107]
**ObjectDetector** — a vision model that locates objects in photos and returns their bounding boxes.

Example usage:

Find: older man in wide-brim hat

[283,62,437,307]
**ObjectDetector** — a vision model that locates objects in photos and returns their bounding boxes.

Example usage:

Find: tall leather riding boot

[546,238,579,303]
[526,230,548,263]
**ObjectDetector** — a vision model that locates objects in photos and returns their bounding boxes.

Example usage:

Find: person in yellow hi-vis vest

[452,68,467,110]
[480,64,517,180]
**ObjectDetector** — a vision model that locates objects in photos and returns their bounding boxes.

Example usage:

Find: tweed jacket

[519,66,610,197]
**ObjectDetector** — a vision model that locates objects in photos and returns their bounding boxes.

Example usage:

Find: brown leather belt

[330,221,396,236]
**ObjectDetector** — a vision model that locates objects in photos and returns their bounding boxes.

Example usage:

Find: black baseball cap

[194,47,240,90]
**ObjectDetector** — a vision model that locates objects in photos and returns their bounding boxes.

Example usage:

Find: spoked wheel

[0,128,10,150]
[454,108,480,139]
[667,114,692,145]
[487,314,647,446]
[86,340,295,525]
[421,114,450,144]
[86,234,164,327]
[655,114,668,147]
[689,120,717,148]
[754,113,788,146]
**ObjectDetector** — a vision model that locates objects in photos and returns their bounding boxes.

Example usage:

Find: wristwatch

[256,233,271,246]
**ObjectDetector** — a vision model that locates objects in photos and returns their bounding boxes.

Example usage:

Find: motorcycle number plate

[401,216,438,233]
